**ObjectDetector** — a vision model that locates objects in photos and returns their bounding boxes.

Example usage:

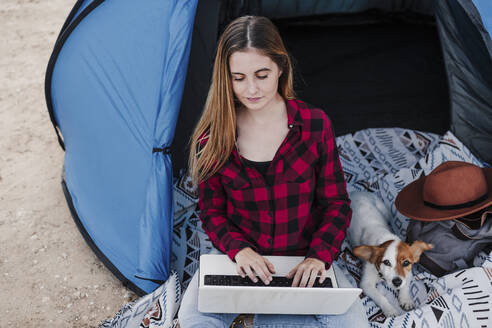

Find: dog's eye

[402,260,410,267]
[383,260,391,266]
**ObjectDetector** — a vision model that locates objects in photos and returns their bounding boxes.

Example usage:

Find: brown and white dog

[347,191,433,317]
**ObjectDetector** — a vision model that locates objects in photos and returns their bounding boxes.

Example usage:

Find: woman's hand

[286,257,327,287]
[234,247,276,285]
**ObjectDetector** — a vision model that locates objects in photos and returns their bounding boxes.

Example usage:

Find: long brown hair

[188,16,295,185]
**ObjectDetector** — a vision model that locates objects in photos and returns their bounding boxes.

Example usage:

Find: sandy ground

[0,0,139,326]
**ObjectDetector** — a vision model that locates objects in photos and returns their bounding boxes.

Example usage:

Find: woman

[179,15,369,328]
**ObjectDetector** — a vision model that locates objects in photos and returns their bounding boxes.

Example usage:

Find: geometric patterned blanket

[336,128,492,328]
[100,128,492,327]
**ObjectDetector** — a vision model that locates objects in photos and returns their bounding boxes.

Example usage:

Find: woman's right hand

[234,247,276,285]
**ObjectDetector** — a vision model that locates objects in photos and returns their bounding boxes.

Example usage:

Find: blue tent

[46,0,198,294]
[45,0,492,295]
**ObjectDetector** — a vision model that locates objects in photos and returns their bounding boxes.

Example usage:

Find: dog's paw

[381,306,400,317]
[398,297,415,311]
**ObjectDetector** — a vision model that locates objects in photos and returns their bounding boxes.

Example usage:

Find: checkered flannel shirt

[198,99,351,267]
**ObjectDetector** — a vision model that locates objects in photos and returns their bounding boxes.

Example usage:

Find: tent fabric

[472,0,492,36]
[47,0,198,294]
[171,0,222,178]
[260,0,434,17]
[434,0,492,165]
[63,0,95,36]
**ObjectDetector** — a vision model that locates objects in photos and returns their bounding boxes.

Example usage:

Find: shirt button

[288,124,293,129]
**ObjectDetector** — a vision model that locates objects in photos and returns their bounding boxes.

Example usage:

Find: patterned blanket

[100,128,492,328]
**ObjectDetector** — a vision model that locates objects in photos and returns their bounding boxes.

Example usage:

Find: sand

[0,0,138,326]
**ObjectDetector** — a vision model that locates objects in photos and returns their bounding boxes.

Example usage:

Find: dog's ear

[410,240,433,262]
[353,245,379,263]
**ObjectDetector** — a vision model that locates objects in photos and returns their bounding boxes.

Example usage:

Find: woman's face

[229,48,282,113]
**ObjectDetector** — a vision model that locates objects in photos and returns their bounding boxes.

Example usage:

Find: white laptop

[198,254,362,315]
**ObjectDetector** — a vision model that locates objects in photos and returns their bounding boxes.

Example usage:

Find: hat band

[423,193,488,211]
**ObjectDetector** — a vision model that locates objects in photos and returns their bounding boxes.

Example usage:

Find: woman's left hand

[286,257,327,287]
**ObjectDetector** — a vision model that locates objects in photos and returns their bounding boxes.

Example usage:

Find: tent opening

[272,11,450,137]
[172,5,453,175]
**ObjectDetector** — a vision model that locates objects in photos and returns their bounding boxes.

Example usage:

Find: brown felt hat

[395,161,492,221]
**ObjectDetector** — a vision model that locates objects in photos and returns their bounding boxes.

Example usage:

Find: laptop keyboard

[204,275,333,288]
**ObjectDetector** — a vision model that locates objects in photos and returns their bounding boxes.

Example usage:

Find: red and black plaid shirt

[198,99,351,267]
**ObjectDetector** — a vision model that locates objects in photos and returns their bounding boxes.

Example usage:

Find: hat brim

[395,168,492,221]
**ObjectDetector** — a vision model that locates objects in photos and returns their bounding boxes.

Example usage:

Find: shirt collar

[286,99,304,129]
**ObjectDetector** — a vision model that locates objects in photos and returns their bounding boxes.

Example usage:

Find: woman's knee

[314,304,369,328]
[178,310,233,328]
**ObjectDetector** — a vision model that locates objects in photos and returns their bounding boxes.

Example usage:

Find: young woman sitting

[179,15,369,328]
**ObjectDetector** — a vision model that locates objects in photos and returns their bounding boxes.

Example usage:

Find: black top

[242,157,271,183]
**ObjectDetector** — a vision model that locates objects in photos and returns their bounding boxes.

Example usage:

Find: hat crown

[423,162,488,207]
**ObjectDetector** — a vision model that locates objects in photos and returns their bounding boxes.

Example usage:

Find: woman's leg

[254,313,322,328]
[178,249,238,328]
[314,261,370,328]
[253,261,369,328]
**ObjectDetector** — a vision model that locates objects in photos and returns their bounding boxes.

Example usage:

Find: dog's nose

[392,277,402,287]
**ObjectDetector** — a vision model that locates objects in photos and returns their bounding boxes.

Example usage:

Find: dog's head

[353,240,433,289]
